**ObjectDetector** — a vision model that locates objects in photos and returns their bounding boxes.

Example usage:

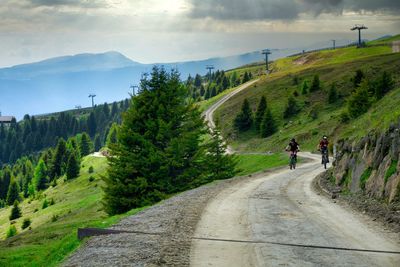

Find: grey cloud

[189,0,300,20]
[347,0,400,12]
[26,0,107,8]
[188,0,400,20]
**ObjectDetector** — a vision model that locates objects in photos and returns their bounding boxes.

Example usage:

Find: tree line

[0,99,129,165]
[0,100,128,209]
[186,70,253,102]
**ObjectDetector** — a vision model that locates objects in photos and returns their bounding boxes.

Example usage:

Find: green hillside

[212,36,400,152]
[0,156,144,266]
[0,152,286,266]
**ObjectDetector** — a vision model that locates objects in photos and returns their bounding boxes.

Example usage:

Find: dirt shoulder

[63,169,277,267]
[315,170,400,233]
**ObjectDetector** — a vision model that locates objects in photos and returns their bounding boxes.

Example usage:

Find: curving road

[204,79,259,130]
[190,153,400,266]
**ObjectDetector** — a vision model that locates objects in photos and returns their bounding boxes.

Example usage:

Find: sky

[0,0,399,67]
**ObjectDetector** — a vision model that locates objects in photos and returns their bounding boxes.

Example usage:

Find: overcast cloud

[188,0,400,20]
[0,0,399,67]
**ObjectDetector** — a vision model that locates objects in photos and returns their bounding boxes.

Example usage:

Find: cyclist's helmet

[323,136,327,140]
[291,138,296,142]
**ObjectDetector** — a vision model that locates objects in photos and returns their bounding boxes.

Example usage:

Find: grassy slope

[236,153,288,176]
[0,156,143,267]
[0,153,288,266]
[212,36,400,152]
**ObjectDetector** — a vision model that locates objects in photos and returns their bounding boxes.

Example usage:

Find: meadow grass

[0,156,143,267]
[235,153,288,176]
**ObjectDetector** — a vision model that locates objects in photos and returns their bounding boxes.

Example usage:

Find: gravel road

[63,170,276,266]
[190,152,400,266]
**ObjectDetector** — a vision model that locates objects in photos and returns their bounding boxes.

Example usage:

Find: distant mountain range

[0,38,357,119]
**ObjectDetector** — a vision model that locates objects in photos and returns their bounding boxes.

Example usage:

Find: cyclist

[285,138,300,161]
[318,136,329,163]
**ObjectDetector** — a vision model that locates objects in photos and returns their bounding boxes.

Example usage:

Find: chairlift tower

[262,49,272,73]
[331,39,336,50]
[130,85,138,96]
[88,94,96,108]
[206,65,214,81]
[351,24,368,47]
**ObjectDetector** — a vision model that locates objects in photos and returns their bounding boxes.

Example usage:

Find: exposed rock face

[333,118,400,203]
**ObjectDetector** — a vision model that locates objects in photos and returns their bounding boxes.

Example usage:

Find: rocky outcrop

[332,118,400,203]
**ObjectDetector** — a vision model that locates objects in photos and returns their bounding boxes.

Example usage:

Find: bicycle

[321,148,329,169]
[289,151,297,170]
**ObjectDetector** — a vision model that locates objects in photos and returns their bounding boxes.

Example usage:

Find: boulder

[350,157,365,193]
[390,130,400,161]
[334,153,350,185]
[366,155,392,198]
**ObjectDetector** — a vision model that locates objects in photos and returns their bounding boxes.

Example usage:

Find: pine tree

[94,134,102,151]
[66,152,80,180]
[348,80,371,118]
[106,124,118,147]
[103,66,207,215]
[50,138,67,179]
[309,74,321,92]
[260,108,276,138]
[242,72,250,83]
[234,98,253,131]
[9,200,22,221]
[79,132,92,157]
[374,71,394,100]
[0,167,12,200]
[283,96,300,118]
[87,112,97,137]
[301,81,308,95]
[254,96,267,132]
[34,159,48,191]
[204,127,237,182]
[6,180,20,206]
[328,83,338,103]
[353,69,364,88]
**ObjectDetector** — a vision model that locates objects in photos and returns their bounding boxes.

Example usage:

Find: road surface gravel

[190,152,400,266]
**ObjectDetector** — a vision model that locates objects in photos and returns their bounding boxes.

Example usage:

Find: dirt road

[204,79,258,129]
[190,152,400,266]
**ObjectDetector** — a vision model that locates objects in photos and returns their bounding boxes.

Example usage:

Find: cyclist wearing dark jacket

[286,138,300,159]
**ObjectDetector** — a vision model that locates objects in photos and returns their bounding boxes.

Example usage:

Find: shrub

[51,214,59,222]
[89,176,95,182]
[6,225,17,238]
[234,98,253,131]
[260,108,277,138]
[309,74,321,92]
[283,96,300,118]
[339,112,350,123]
[301,81,308,95]
[88,166,94,174]
[328,83,338,103]
[347,81,371,118]
[9,201,22,221]
[42,199,48,209]
[49,198,55,206]
[21,218,31,230]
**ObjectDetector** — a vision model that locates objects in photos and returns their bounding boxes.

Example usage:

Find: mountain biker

[285,138,300,160]
[318,136,329,163]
